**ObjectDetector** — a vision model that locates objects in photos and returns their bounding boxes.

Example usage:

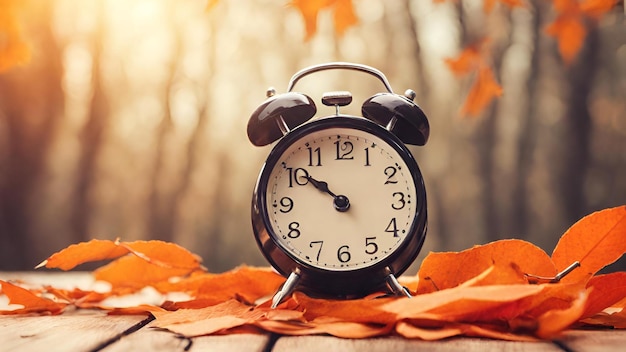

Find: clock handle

[287,62,394,93]
[271,270,301,308]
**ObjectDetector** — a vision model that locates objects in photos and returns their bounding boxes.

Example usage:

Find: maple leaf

[290,0,358,40]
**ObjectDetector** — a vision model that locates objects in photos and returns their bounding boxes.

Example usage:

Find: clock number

[364,147,371,166]
[384,166,398,184]
[309,241,323,262]
[365,237,378,255]
[286,167,309,188]
[385,218,400,237]
[334,141,354,160]
[307,147,321,166]
[337,245,351,263]
[391,192,406,210]
[287,222,301,238]
[279,197,294,213]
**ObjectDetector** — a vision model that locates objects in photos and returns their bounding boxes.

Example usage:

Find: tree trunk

[0,3,64,269]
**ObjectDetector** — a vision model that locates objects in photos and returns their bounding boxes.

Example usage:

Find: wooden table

[1,272,624,352]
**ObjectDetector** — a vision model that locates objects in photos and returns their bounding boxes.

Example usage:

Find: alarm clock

[247,62,429,307]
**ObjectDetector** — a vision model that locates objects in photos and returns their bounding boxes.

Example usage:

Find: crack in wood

[552,338,577,352]
[87,314,156,352]
[262,333,281,352]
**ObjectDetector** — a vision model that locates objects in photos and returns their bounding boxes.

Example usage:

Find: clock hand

[306,175,336,197]
[306,175,350,212]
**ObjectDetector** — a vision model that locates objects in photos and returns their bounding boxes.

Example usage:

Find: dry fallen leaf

[416,239,556,293]
[2,206,626,340]
[581,272,626,319]
[551,205,626,284]
[0,280,66,315]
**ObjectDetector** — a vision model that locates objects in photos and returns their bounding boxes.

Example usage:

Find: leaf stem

[525,261,581,284]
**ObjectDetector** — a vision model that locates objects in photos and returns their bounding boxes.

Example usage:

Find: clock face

[261,118,421,272]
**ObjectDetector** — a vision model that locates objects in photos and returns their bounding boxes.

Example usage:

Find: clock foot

[271,271,301,308]
[385,273,412,298]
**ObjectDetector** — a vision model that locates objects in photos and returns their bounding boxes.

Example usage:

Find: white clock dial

[265,126,418,271]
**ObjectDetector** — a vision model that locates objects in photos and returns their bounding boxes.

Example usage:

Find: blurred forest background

[0,0,624,273]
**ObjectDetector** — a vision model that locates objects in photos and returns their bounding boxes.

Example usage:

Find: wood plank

[558,329,626,352]
[272,335,562,352]
[0,311,146,352]
[185,334,271,352]
[103,323,271,352]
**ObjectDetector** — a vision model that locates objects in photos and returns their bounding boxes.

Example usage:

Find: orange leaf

[545,13,586,65]
[37,239,129,270]
[444,40,486,76]
[395,321,465,340]
[461,65,503,116]
[546,0,617,64]
[332,0,358,36]
[551,205,626,284]
[120,241,202,270]
[291,291,395,324]
[154,266,284,304]
[205,0,220,11]
[535,289,588,338]
[290,0,358,40]
[383,284,544,320]
[152,299,304,337]
[0,0,31,72]
[580,308,626,328]
[38,239,203,292]
[483,0,525,13]
[259,316,392,338]
[396,320,538,341]
[580,0,618,19]
[582,272,626,319]
[0,280,66,315]
[93,255,199,294]
[291,0,329,40]
[416,239,556,294]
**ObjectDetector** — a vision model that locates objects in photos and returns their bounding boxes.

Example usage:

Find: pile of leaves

[1,206,626,341]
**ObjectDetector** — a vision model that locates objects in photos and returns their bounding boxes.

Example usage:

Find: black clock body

[251,115,427,297]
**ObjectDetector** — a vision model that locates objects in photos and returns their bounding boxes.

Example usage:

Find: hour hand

[306,176,335,197]
[306,175,350,212]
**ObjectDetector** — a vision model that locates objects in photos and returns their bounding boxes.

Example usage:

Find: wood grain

[102,323,271,352]
[272,335,563,352]
[559,329,626,352]
[0,311,144,352]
